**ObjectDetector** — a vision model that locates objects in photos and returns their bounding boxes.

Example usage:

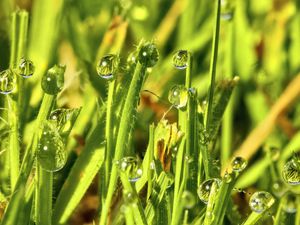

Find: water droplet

[172,50,188,69]
[271,180,287,197]
[96,54,120,80]
[249,191,275,213]
[37,122,66,172]
[231,156,247,172]
[118,156,143,182]
[127,51,138,68]
[221,0,234,21]
[41,65,65,95]
[138,42,159,67]
[18,58,35,78]
[197,178,221,204]
[123,190,137,205]
[282,159,300,185]
[49,108,81,136]
[149,161,155,170]
[0,69,15,95]
[282,193,297,213]
[223,172,233,183]
[168,85,188,109]
[182,191,196,209]
[271,147,280,161]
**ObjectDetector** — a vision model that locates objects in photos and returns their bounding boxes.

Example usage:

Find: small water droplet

[118,156,143,182]
[37,122,66,172]
[223,172,233,183]
[282,159,300,185]
[172,50,188,69]
[123,190,137,205]
[182,191,196,209]
[282,192,297,213]
[271,180,287,197]
[0,69,15,95]
[96,54,120,80]
[41,65,65,95]
[127,51,138,68]
[231,156,247,172]
[18,58,35,78]
[269,147,280,161]
[221,0,234,21]
[168,85,188,109]
[197,178,221,204]
[149,161,155,170]
[249,191,274,213]
[138,42,159,67]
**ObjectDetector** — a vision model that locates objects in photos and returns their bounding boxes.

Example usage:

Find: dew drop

[96,54,120,80]
[18,58,35,78]
[282,159,300,185]
[172,50,188,70]
[0,69,15,95]
[41,65,65,95]
[118,156,143,182]
[271,180,287,197]
[223,171,233,183]
[182,191,196,209]
[168,85,188,109]
[221,0,234,21]
[269,147,280,161]
[282,192,297,213]
[123,190,137,205]
[231,156,247,172]
[138,42,159,67]
[249,191,275,213]
[37,122,66,172]
[197,178,221,204]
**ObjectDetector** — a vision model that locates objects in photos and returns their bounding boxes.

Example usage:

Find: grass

[0,0,300,225]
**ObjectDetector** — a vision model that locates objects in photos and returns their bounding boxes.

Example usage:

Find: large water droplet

[221,0,234,21]
[168,85,188,109]
[172,50,188,69]
[37,122,66,172]
[249,191,274,213]
[0,69,15,95]
[41,65,65,95]
[197,178,221,204]
[138,42,159,67]
[118,156,143,182]
[231,156,247,172]
[18,58,35,78]
[96,54,120,80]
[282,159,300,185]
[182,191,196,209]
[282,192,297,213]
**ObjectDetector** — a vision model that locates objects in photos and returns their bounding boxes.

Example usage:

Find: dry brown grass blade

[222,73,300,173]
[154,0,187,48]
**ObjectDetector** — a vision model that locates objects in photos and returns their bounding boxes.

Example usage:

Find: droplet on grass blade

[221,0,234,21]
[37,122,66,172]
[282,159,300,185]
[231,156,247,172]
[182,191,196,209]
[118,156,143,182]
[249,191,274,213]
[168,85,188,109]
[41,64,65,95]
[96,54,120,80]
[197,178,221,204]
[271,180,287,197]
[172,50,188,69]
[18,58,35,78]
[223,171,233,183]
[282,192,297,213]
[138,42,159,67]
[0,69,15,95]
